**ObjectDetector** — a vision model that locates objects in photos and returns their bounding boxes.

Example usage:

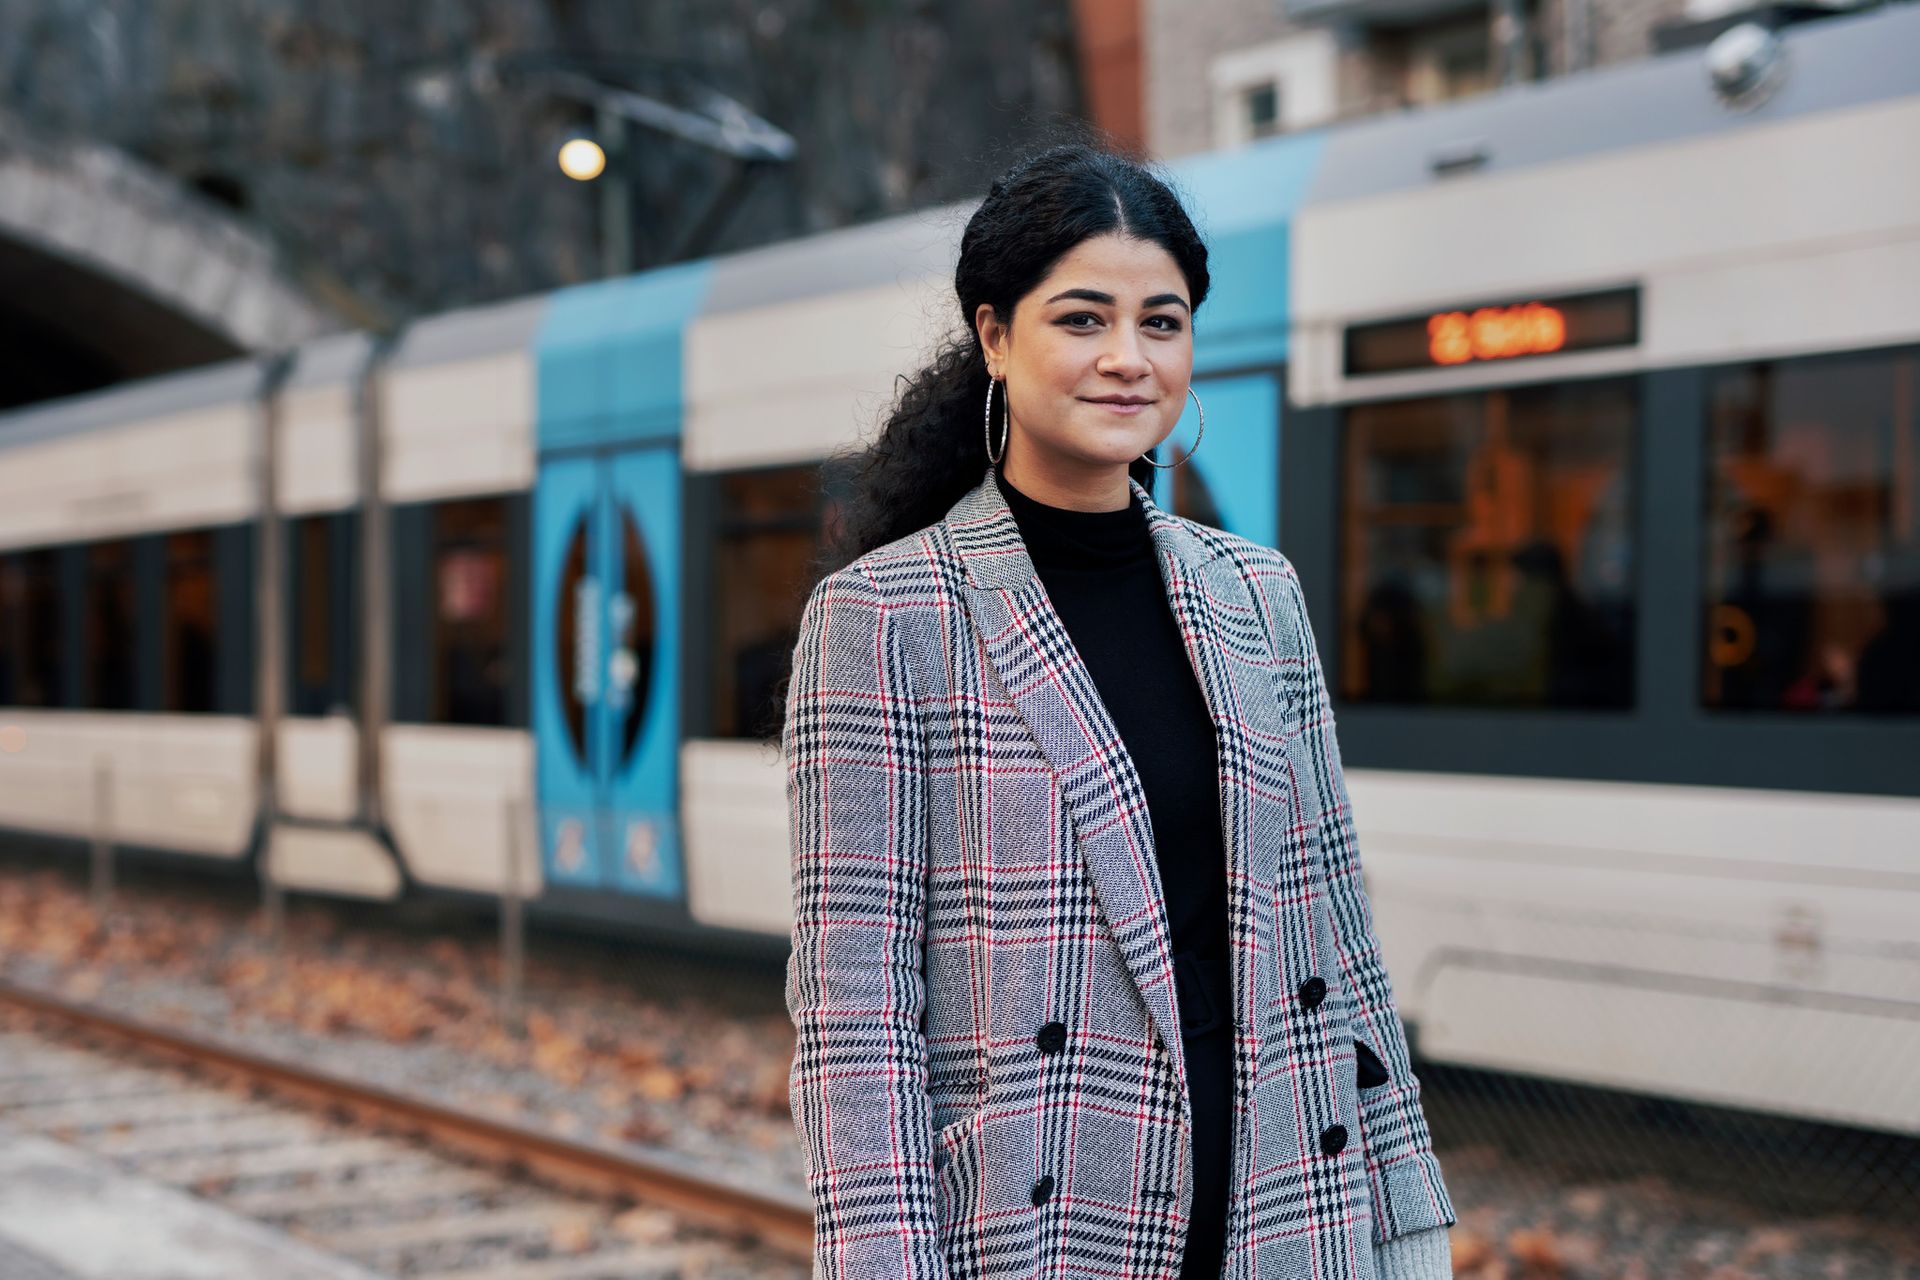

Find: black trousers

[1178,1014,1235,1279]
[1169,932,1236,1280]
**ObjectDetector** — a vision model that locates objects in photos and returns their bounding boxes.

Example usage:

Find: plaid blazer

[784,468,1454,1280]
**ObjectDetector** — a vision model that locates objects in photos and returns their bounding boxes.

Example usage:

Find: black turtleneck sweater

[997,466,1234,1280]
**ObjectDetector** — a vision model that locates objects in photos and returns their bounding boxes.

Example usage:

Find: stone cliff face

[1,0,1081,319]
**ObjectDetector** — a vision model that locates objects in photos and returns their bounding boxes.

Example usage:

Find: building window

[83,540,137,711]
[431,498,510,726]
[711,466,833,740]
[1437,40,1493,99]
[1703,348,1920,714]
[1340,379,1636,708]
[1244,81,1281,139]
[161,531,218,713]
[1386,16,1494,109]
[1210,32,1337,144]
[291,514,353,717]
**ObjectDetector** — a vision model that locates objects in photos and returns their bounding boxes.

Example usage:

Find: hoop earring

[984,376,1008,465]
[1142,385,1205,469]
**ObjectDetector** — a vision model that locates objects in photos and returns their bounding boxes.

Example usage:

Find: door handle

[606,589,638,712]
[572,574,602,705]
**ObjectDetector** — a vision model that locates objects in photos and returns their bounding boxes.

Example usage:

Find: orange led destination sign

[1427,302,1566,364]
[1344,287,1638,377]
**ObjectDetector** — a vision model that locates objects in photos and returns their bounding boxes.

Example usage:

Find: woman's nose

[1097,328,1152,377]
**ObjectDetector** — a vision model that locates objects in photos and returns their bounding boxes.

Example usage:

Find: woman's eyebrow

[1044,287,1192,313]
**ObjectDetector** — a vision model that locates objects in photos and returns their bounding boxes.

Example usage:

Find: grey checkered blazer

[784,468,1454,1279]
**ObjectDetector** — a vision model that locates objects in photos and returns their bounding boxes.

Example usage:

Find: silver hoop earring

[1143,385,1205,469]
[984,376,1008,464]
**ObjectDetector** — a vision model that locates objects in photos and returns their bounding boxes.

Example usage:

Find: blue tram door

[1164,372,1280,547]
[532,448,682,897]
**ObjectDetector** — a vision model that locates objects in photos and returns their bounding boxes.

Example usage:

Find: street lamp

[557,136,608,182]
[542,70,795,279]
[407,53,797,281]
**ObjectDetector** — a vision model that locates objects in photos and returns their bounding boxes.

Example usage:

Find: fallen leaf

[616,1113,672,1146]
[1450,1228,1495,1272]
[548,1216,596,1255]
[610,1206,678,1245]
[1507,1228,1564,1275]
[635,1066,685,1103]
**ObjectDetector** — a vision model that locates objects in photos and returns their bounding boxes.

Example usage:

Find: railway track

[0,981,813,1280]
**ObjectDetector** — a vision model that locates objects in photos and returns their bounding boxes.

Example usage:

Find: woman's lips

[1082,398,1153,416]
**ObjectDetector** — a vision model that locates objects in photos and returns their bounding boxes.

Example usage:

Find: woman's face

[976,232,1194,506]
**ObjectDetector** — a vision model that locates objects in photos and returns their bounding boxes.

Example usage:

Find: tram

[1,3,1914,1135]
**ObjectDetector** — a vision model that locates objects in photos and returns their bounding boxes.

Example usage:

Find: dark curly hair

[821,142,1211,573]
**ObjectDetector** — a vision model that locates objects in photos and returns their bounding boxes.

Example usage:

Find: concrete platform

[0,1126,381,1280]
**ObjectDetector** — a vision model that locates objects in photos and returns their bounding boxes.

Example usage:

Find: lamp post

[597,105,632,280]
[412,53,796,283]
[541,66,794,280]
[556,116,631,279]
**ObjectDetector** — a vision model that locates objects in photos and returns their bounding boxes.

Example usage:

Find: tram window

[82,540,137,711]
[0,556,16,704]
[0,555,18,705]
[430,497,510,726]
[291,514,353,717]
[2,550,65,708]
[712,466,832,740]
[1704,348,1920,715]
[161,530,218,713]
[1340,379,1636,708]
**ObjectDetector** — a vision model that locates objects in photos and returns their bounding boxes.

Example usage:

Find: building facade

[1141,0,1753,157]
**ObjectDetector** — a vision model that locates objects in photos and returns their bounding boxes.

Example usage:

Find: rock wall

[0,0,1081,319]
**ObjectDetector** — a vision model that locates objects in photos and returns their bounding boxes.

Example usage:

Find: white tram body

[0,364,263,860]
[1288,7,1920,1136]
[0,4,1914,1136]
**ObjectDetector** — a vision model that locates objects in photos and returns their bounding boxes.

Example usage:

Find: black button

[1031,1175,1054,1206]
[1320,1124,1348,1156]
[1298,976,1327,1010]
[1153,1033,1165,1052]
[1036,1021,1067,1054]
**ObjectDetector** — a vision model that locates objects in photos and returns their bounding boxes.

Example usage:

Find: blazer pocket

[928,1073,987,1154]
[1273,659,1310,722]
[1354,1038,1390,1089]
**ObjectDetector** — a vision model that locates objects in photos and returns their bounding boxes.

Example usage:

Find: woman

[782,144,1455,1280]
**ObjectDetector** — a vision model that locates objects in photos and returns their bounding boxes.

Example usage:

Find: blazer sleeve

[1274,565,1457,1247]
[783,568,947,1279]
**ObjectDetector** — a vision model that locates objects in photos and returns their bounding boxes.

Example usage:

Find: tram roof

[282,330,374,394]
[0,356,262,453]
[386,292,549,371]
[1304,2,1920,210]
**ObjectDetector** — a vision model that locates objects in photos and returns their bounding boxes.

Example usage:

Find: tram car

[1,5,1915,1136]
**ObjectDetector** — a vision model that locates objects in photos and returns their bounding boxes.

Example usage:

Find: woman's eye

[1056,312,1182,333]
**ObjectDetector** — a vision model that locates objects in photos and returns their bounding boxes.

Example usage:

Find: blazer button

[1031,1175,1055,1206]
[1036,1021,1067,1054]
[1298,976,1327,1010]
[1320,1124,1348,1156]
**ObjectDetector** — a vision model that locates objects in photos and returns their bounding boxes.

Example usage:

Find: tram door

[532,447,682,899]
[1166,372,1280,548]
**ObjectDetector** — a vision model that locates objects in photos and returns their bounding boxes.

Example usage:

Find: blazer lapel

[942,468,1293,1105]
[1139,488,1301,897]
